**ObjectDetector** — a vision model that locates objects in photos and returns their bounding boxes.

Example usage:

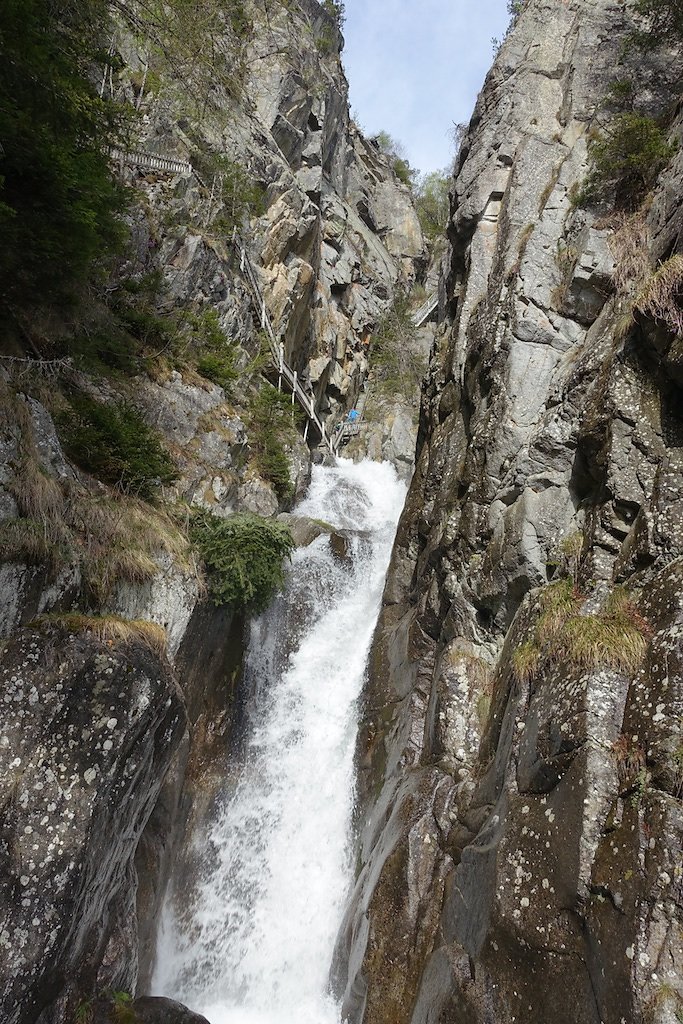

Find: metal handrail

[412,292,438,328]
[230,230,337,456]
[109,148,193,177]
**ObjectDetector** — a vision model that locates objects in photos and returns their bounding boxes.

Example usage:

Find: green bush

[58,393,177,500]
[190,510,294,611]
[576,113,676,208]
[371,293,423,393]
[249,385,302,501]
[374,132,418,189]
[414,169,451,240]
[195,152,266,234]
[187,309,239,393]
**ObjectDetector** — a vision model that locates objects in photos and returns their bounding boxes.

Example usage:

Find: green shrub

[187,309,239,393]
[631,0,683,47]
[248,384,302,501]
[576,113,676,209]
[58,393,177,500]
[190,510,294,611]
[370,292,423,394]
[374,132,417,189]
[414,169,451,240]
[195,152,266,234]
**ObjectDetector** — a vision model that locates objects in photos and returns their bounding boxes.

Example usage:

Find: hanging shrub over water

[190,510,294,612]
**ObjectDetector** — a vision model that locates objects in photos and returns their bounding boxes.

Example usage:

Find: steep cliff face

[0,3,424,1021]
[336,2,683,1022]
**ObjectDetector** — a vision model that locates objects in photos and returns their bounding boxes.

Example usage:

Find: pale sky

[342,0,511,175]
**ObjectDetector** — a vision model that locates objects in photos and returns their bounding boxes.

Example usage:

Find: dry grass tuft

[10,456,65,520]
[538,577,582,641]
[612,733,646,788]
[0,517,68,568]
[512,641,542,684]
[635,254,683,335]
[512,581,651,684]
[610,210,651,297]
[44,613,168,656]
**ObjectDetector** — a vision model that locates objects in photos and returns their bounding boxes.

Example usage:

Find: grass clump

[58,392,177,500]
[0,385,192,601]
[512,641,542,685]
[190,510,294,612]
[0,517,70,570]
[634,254,683,335]
[512,580,652,683]
[43,614,167,657]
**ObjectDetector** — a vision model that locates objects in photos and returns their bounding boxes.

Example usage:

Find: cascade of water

[153,459,406,1024]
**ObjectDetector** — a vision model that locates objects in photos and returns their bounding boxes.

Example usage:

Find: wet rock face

[0,626,185,1024]
[91,995,211,1024]
[337,0,683,1021]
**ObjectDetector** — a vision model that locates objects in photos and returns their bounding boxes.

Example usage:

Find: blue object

[348,409,360,422]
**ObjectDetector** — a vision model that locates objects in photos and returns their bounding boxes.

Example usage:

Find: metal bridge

[412,292,438,328]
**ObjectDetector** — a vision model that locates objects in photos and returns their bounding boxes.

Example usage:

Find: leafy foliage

[58,393,177,499]
[190,510,294,611]
[125,0,255,107]
[0,0,128,316]
[370,293,423,394]
[374,132,418,189]
[414,169,451,241]
[321,0,345,26]
[194,152,267,234]
[187,308,239,392]
[576,113,676,208]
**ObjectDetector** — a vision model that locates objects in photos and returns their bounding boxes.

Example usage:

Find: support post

[303,420,310,443]
[292,371,297,405]
[240,248,245,273]
[278,343,284,392]
[261,302,266,330]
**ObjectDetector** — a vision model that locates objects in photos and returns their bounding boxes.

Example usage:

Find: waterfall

[152,459,406,1024]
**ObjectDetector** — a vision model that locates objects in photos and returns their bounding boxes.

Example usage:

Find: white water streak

[153,460,406,1024]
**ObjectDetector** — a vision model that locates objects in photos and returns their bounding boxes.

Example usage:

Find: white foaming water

[153,459,406,1024]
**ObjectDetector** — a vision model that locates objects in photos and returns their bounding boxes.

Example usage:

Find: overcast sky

[341,0,511,176]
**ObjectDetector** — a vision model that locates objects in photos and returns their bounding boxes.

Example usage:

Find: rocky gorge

[1,0,683,1022]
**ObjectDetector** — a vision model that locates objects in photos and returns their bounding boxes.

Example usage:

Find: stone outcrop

[336,2,683,1022]
[0,625,184,1024]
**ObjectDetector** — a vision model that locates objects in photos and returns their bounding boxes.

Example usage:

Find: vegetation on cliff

[0,0,128,318]
[190,509,294,611]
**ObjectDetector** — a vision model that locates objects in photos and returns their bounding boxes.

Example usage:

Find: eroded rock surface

[336,2,683,1022]
[0,626,185,1024]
